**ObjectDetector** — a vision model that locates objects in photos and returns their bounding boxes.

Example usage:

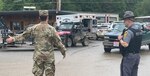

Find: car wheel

[104,48,111,52]
[65,37,72,47]
[82,37,89,46]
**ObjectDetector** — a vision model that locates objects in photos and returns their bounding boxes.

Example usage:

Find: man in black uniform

[118,11,142,76]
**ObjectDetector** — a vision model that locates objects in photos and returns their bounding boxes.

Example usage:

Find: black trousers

[121,53,140,76]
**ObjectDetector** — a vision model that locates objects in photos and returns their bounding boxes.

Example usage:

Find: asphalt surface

[0,40,150,76]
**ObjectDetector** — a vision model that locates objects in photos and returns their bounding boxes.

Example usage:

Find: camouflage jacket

[13,21,66,62]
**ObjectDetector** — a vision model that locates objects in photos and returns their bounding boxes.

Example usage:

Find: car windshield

[59,23,73,30]
[112,23,125,32]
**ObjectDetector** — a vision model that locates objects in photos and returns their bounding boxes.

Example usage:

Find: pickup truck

[103,22,150,52]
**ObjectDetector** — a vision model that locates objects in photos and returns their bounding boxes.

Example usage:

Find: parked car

[96,22,120,40]
[108,21,124,31]
[103,22,150,52]
[96,23,110,40]
[57,22,89,47]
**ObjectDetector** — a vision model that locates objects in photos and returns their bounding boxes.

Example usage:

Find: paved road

[0,40,150,76]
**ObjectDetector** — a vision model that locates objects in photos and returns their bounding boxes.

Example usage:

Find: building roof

[0,10,75,16]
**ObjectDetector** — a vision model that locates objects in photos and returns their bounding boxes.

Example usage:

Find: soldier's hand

[6,36,14,43]
[118,35,123,40]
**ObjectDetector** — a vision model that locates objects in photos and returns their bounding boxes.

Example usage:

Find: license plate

[113,42,119,47]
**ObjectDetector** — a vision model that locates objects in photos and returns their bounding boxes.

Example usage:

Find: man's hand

[120,40,129,47]
[118,35,123,40]
[6,36,14,43]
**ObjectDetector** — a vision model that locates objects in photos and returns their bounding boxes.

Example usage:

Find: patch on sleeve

[123,31,128,38]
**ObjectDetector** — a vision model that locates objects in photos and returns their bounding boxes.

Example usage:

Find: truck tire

[148,44,150,50]
[82,37,89,46]
[104,48,111,52]
[71,38,76,47]
[65,37,72,47]
[72,41,76,47]
[0,45,2,48]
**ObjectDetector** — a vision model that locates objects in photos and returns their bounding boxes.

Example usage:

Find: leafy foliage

[0,0,149,16]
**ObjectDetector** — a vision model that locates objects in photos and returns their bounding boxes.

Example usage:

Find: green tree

[2,0,55,11]
[1,0,148,17]
[2,0,24,11]
[61,0,126,14]
[135,0,150,16]
[61,0,79,11]
[0,0,4,11]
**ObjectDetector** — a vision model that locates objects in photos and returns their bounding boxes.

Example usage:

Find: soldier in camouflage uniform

[6,10,66,76]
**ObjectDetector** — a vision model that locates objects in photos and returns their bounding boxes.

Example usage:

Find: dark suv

[57,22,89,47]
[103,22,150,52]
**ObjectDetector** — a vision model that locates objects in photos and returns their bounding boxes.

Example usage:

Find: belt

[122,51,139,56]
[123,52,139,57]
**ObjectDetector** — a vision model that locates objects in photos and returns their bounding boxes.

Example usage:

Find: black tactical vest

[120,27,142,56]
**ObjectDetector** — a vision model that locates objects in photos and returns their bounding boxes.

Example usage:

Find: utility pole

[56,0,61,13]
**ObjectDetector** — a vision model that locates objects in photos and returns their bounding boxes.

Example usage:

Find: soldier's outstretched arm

[11,27,32,42]
[52,27,66,58]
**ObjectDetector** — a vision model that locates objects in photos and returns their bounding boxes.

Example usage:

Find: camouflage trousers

[32,60,55,76]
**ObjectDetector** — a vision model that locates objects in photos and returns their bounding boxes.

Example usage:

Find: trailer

[56,13,97,25]
[96,13,119,24]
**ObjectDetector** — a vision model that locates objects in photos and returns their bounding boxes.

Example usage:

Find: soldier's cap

[39,10,49,16]
[122,11,135,20]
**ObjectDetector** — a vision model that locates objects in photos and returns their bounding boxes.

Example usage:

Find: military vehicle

[57,22,89,47]
[103,22,150,52]
[56,14,98,39]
